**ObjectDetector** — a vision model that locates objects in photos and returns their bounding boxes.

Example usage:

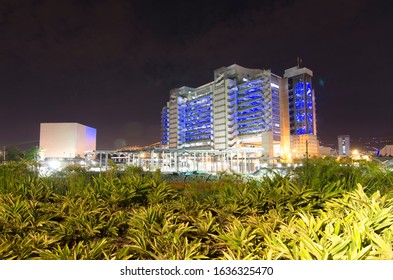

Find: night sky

[1,0,392,150]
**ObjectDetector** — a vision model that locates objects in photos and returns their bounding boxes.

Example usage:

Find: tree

[24,146,40,161]
[4,146,24,162]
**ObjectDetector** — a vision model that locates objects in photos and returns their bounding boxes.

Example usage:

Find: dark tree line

[0,146,39,163]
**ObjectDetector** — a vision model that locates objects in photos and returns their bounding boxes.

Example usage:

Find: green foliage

[0,161,36,193]
[3,146,24,162]
[24,146,40,161]
[262,185,393,260]
[0,159,392,259]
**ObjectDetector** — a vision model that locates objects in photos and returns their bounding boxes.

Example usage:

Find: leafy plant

[0,159,392,259]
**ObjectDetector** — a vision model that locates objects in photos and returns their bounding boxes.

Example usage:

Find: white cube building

[39,123,96,159]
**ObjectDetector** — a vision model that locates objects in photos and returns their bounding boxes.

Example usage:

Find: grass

[0,158,392,259]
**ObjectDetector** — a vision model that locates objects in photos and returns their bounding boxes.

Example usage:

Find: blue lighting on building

[305,82,314,135]
[236,80,270,135]
[179,95,213,144]
[161,108,169,144]
[291,80,314,135]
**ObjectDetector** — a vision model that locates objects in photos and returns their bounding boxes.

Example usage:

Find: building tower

[212,64,284,158]
[284,65,319,158]
[338,135,350,156]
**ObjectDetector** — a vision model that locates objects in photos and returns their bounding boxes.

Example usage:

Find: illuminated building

[319,145,337,157]
[167,83,214,150]
[161,107,169,145]
[163,64,291,159]
[160,63,320,173]
[39,122,96,159]
[379,145,393,156]
[99,63,319,174]
[284,66,319,158]
[338,135,350,156]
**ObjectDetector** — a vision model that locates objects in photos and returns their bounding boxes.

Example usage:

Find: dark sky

[1,0,392,150]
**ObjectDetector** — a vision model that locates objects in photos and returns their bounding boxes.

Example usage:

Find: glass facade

[161,107,169,145]
[183,95,213,143]
[233,76,278,138]
[161,64,318,160]
[161,64,316,157]
[236,79,266,135]
[289,75,314,135]
[175,93,213,148]
[271,83,281,141]
[162,73,282,149]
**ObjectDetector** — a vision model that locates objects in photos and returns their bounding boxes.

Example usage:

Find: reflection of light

[48,160,61,170]
[271,83,279,89]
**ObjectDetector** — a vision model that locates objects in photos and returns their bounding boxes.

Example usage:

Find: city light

[363,155,370,161]
[48,159,61,170]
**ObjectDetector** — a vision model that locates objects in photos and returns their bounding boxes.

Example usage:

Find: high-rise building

[338,135,350,156]
[161,63,318,164]
[284,66,319,158]
[162,64,293,159]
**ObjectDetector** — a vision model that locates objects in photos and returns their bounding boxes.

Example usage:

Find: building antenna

[297,57,303,68]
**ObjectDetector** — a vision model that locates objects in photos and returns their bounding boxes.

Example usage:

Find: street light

[351,149,361,161]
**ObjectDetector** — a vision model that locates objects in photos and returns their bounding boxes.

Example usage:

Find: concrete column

[244,151,247,174]
[174,152,178,172]
[204,153,207,172]
[162,152,165,171]
[237,151,240,173]
[150,151,155,171]
[227,152,230,172]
